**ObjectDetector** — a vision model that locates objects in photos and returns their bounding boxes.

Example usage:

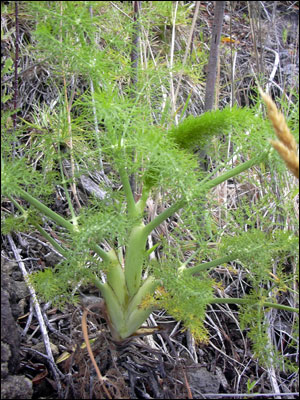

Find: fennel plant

[1,1,298,370]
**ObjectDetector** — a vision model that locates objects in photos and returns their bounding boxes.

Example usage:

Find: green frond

[29,257,99,308]
[29,268,79,308]
[1,210,43,235]
[219,229,299,285]
[139,130,201,195]
[2,157,54,198]
[239,292,298,372]
[151,260,215,343]
[169,106,258,151]
[74,205,132,249]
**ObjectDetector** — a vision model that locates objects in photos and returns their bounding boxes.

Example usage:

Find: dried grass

[259,88,299,179]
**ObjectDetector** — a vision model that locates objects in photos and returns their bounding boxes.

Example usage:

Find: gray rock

[1,288,20,373]
[1,375,33,400]
[1,259,33,399]
[185,366,220,395]
[14,281,30,301]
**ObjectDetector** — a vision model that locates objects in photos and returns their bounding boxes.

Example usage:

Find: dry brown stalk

[259,88,299,179]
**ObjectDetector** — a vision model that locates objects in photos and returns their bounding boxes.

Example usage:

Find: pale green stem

[209,297,299,313]
[180,254,238,275]
[146,243,159,257]
[16,188,112,264]
[17,187,75,232]
[58,154,78,228]
[8,195,68,257]
[89,243,116,265]
[8,195,27,214]
[144,199,185,236]
[135,184,150,215]
[123,305,155,338]
[120,276,159,339]
[177,247,203,272]
[203,151,268,191]
[93,268,158,339]
[105,249,127,308]
[124,222,148,298]
[35,224,68,257]
[118,163,137,218]
[145,153,267,236]
[125,276,158,318]
[92,278,126,340]
[92,275,156,340]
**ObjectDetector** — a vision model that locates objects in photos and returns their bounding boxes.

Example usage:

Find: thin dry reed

[259,88,299,179]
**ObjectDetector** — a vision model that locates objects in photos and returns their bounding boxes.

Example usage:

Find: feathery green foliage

[148,259,216,343]
[170,106,259,150]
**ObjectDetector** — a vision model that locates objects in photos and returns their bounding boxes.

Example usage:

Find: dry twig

[7,234,63,395]
[82,305,113,399]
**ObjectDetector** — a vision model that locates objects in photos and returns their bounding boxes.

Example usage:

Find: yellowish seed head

[259,88,299,179]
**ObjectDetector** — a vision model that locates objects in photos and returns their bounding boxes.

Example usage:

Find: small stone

[32,341,59,360]
[1,375,33,400]
[185,366,220,395]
